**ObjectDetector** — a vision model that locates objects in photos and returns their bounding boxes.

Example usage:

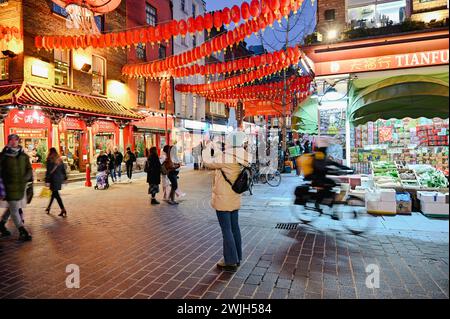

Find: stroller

[95,170,110,190]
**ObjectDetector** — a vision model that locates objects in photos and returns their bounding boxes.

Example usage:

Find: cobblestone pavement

[0,169,448,299]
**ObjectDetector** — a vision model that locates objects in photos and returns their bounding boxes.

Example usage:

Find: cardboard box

[397,201,412,215]
[417,192,448,203]
[380,189,396,202]
[420,201,449,217]
[378,201,397,214]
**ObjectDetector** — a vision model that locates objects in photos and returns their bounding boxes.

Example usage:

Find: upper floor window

[137,77,146,106]
[348,0,406,28]
[181,0,186,12]
[0,58,8,80]
[324,9,336,21]
[136,43,146,60]
[146,3,157,26]
[192,3,196,18]
[192,96,197,119]
[92,55,106,95]
[192,35,197,47]
[160,101,166,110]
[52,3,103,31]
[181,35,187,46]
[181,94,187,115]
[54,49,71,87]
[159,45,166,59]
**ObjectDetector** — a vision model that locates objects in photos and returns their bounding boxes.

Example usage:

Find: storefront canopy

[292,96,319,135]
[11,83,142,120]
[0,84,21,106]
[349,74,449,125]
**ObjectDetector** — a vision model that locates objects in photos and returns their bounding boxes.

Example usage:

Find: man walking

[124,147,136,183]
[0,134,33,241]
[113,146,123,183]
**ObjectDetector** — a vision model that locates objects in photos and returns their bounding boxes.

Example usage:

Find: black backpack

[221,165,251,194]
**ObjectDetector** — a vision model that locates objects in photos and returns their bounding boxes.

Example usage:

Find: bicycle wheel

[266,171,281,187]
[340,206,376,235]
[290,202,321,224]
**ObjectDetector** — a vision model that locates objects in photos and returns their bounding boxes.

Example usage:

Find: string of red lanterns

[34,0,304,52]
[0,25,21,43]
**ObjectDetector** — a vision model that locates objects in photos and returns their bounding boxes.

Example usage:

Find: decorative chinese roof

[13,83,142,120]
[0,84,21,105]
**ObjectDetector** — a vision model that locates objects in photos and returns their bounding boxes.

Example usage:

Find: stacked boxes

[365,189,397,215]
[418,191,449,218]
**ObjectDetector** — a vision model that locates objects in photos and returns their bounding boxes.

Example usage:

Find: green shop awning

[349,74,449,125]
[292,96,319,134]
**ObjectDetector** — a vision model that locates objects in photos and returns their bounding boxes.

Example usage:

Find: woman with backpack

[202,131,251,272]
[45,147,68,217]
[146,147,161,205]
[124,147,136,183]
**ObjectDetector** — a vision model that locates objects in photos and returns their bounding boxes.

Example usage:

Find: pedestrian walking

[124,147,136,183]
[107,149,116,183]
[171,142,186,198]
[113,146,123,183]
[202,131,251,272]
[160,145,171,201]
[0,134,33,241]
[45,147,68,217]
[162,145,181,205]
[145,147,161,205]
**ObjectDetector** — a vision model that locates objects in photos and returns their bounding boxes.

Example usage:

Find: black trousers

[47,190,65,210]
[126,163,133,179]
[168,171,179,200]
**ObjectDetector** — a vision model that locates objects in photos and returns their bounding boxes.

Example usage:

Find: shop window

[146,3,157,26]
[136,43,146,60]
[159,45,166,59]
[324,9,336,21]
[137,77,146,106]
[54,49,71,87]
[0,57,8,80]
[92,55,106,95]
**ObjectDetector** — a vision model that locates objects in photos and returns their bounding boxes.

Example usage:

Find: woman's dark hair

[149,147,158,158]
[163,145,171,155]
[47,147,59,162]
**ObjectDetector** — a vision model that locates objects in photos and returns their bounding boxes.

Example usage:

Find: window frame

[324,9,336,21]
[192,35,197,47]
[181,0,187,13]
[92,55,106,96]
[145,3,157,26]
[0,57,9,81]
[136,43,146,60]
[159,45,166,59]
[137,77,146,107]
[53,49,71,88]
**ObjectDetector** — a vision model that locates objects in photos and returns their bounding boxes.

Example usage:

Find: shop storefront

[92,120,119,153]
[177,119,208,164]
[132,114,173,157]
[58,116,86,172]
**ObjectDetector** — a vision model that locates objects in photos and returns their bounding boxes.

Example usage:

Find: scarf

[4,146,22,157]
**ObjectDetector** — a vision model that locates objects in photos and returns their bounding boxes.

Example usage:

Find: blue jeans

[113,164,122,180]
[216,210,242,265]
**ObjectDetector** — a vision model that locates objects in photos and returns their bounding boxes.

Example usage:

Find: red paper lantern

[178,20,188,37]
[163,23,171,42]
[226,30,234,47]
[269,0,280,13]
[280,4,290,18]
[213,11,222,31]
[261,0,271,16]
[205,42,213,56]
[221,7,232,26]
[241,2,251,21]
[195,16,204,33]
[251,19,259,34]
[155,25,163,43]
[118,32,127,47]
[147,27,156,44]
[187,17,196,34]
[250,0,261,18]
[231,5,241,24]
[204,13,213,32]
[35,36,43,50]
[170,20,179,37]
[266,10,275,26]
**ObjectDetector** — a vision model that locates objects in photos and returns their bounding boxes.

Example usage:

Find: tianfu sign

[316,49,449,75]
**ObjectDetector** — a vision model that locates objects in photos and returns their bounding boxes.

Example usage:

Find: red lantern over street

[261,0,271,16]
[241,2,251,21]
[187,17,196,34]
[269,0,280,14]
[204,13,213,32]
[250,0,261,18]
[155,25,162,43]
[213,11,222,31]
[195,15,204,33]
[221,7,232,26]
[170,20,179,37]
[231,5,241,24]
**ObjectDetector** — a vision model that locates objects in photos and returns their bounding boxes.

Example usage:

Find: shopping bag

[39,186,52,198]
[26,182,34,204]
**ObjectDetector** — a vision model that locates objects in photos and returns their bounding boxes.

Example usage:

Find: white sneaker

[176,192,186,198]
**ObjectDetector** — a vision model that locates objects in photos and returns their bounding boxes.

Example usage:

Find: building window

[324,9,336,21]
[92,55,106,95]
[181,0,186,12]
[52,3,103,31]
[192,96,197,119]
[159,45,166,59]
[181,94,187,115]
[136,43,146,60]
[181,36,187,46]
[348,0,407,28]
[159,101,166,110]
[54,49,71,87]
[192,35,197,47]
[0,58,8,80]
[192,3,196,18]
[137,77,146,106]
[146,3,157,26]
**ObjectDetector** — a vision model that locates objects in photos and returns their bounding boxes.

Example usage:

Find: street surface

[0,168,448,299]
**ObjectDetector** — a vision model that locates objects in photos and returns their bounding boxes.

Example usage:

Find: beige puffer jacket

[202,146,251,212]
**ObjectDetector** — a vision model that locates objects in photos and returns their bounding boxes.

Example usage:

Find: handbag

[161,162,168,176]
[39,186,52,198]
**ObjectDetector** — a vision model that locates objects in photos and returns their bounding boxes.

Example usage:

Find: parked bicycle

[248,161,282,195]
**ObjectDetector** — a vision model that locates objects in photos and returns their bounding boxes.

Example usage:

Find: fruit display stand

[371,162,401,188]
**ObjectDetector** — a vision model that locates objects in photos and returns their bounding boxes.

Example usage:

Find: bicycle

[290,172,375,235]
[248,162,282,195]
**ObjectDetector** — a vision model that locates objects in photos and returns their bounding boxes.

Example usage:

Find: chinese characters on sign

[8,110,49,128]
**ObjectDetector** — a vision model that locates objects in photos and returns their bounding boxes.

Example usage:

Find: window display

[347,0,406,28]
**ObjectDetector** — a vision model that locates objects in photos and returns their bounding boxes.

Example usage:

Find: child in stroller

[95,151,110,190]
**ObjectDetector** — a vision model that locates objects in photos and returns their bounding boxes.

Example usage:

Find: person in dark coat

[96,151,109,172]
[146,147,161,205]
[45,147,68,217]
[107,149,116,183]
